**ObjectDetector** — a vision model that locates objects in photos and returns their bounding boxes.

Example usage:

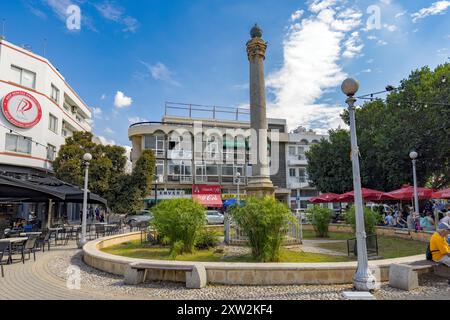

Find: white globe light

[341,78,360,96]
[409,151,418,160]
[83,153,92,161]
[236,172,241,177]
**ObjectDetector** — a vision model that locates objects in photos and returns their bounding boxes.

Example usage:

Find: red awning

[336,188,393,202]
[192,184,222,207]
[309,193,340,203]
[432,188,450,199]
[385,186,434,201]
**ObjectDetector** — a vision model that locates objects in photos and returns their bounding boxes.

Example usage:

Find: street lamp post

[154,174,162,206]
[78,152,92,248]
[236,172,241,203]
[341,78,378,291]
[409,151,420,215]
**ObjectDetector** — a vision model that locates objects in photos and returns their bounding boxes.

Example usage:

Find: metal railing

[224,213,303,246]
[165,102,250,121]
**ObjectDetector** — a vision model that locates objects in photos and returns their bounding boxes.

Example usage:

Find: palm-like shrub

[306,206,332,238]
[230,197,295,262]
[151,198,205,254]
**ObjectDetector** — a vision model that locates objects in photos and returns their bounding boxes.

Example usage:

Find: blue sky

[2,0,450,147]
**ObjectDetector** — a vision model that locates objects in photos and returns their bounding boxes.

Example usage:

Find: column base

[353,271,379,291]
[246,176,275,198]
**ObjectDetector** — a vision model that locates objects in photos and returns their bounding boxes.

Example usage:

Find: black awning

[0,173,107,205]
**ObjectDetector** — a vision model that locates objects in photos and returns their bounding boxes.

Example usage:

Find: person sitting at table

[420,212,435,231]
[394,212,407,228]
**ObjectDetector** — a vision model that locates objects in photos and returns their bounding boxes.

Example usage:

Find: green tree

[307,63,450,192]
[53,132,155,214]
[53,132,116,195]
[230,197,296,262]
[131,150,156,198]
[306,129,352,194]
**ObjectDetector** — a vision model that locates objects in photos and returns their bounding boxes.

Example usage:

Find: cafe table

[0,237,28,264]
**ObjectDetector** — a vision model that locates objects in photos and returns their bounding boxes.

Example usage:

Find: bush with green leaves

[195,229,220,250]
[306,206,332,238]
[345,205,381,235]
[230,197,296,262]
[151,198,205,254]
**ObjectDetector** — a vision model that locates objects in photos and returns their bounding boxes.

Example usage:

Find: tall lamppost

[78,152,92,248]
[341,78,377,291]
[236,172,241,203]
[409,151,420,214]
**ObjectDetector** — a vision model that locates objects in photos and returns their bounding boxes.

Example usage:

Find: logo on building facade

[1,91,42,128]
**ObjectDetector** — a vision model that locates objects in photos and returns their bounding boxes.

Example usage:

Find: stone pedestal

[246,176,274,198]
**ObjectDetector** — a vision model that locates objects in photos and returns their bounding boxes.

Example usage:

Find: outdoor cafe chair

[18,235,39,263]
[0,242,9,277]
[37,230,53,252]
[95,225,106,238]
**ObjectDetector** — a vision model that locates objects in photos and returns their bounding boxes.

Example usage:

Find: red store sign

[2,91,42,128]
[192,184,222,207]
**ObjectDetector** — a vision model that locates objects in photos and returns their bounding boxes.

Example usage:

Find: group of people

[380,201,450,232]
[85,206,105,223]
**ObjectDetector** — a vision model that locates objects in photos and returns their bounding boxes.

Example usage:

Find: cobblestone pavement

[0,242,449,300]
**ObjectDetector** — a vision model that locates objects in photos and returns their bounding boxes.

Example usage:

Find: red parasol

[336,188,393,202]
[309,193,340,203]
[432,188,450,199]
[385,186,434,201]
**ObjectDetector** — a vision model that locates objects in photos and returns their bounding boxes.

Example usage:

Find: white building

[0,38,92,172]
[286,126,328,210]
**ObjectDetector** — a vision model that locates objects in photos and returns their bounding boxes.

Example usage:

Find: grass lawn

[101,240,350,263]
[316,236,426,259]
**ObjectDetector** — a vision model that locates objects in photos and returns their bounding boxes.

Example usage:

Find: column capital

[246,37,267,61]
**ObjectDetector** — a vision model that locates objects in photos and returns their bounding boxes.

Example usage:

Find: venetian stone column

[246,24,274,198]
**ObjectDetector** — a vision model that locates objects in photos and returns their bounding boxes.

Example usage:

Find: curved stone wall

[83,231,428,286]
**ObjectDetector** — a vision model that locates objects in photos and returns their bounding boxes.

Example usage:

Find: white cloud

[395,10,407,18]
[100,94,107,100]
[95,2,140,33]
[361,68,372,73]
[308,0,338,13]
[380,0,392,4]
[128,116,148,123]
[366,58,374,64]
[41,0,97,32]
[383,24,397,32]
[141,61,181,86]
[290,10,304,22]
[367,35,378,40]
[43,0,73,21]
[104,127,114,134]
[94,135,116,146]
[92,107,102,118]
[377,39,388,46]
[411,1,450,23]
[114,91,133,108]
[342,31,363,58]
[267,1,363,131]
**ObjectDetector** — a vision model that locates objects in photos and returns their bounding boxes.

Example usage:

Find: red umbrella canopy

[432,188,450,199]
[309,193,340,203]
[336,188,389,202]
[385,186,434,200]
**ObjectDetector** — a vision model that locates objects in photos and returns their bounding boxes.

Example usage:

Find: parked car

[293,209,308,223]
[125,210,153,227]
[366,203,394,214]
[205,210,224,225]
